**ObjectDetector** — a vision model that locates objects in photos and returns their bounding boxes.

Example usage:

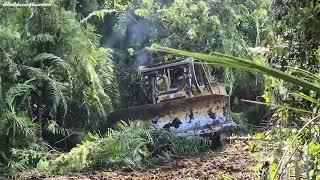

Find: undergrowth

[9,121,210,176]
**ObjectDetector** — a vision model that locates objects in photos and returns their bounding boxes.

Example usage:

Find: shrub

[8,144,47,177]
[47,121,209,175]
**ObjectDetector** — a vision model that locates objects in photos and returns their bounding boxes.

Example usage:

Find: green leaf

[290,92,320,106]
[148,44,320,93]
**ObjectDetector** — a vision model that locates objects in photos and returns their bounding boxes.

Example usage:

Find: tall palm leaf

[0,81,38,145]
[22,53,69,117]
[148,44,320,93]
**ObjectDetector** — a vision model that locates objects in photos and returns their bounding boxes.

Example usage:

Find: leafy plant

[151,129,209,158]
[0,1,120,176]
[8,144,47,177]
[48,121,209,175]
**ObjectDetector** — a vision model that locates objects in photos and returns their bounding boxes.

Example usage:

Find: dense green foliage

[264,0,320,120]
[9,121,208,176]
[0,0,319,179]
[49,122,208,175]
[0,0,119,175]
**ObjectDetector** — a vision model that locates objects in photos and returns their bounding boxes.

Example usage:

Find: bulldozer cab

[138,58,227,104]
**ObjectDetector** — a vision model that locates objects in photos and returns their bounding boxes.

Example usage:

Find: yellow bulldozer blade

[110,94,236,135]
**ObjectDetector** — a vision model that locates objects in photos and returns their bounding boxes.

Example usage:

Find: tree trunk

[37,99,43,141]
[37,103,43,140]
[0,75,2,111]
[69,0,77,12]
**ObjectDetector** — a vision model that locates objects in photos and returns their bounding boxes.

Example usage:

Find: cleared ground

[24,141,259,180]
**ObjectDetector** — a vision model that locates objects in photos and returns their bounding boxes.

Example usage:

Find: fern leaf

[28,33,54,44]
[25,53,64,68]
[5,82,34,113]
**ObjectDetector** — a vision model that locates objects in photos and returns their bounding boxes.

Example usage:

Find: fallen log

[224,136,270,141]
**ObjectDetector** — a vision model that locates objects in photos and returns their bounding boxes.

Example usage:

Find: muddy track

[24,142,258,180]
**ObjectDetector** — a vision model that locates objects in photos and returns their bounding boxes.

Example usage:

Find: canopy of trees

[0,0,319,179]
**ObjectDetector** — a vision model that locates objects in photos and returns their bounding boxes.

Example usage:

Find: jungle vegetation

[0,0,319,179]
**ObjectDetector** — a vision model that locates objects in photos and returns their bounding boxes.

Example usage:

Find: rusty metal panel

[109,94,236,135]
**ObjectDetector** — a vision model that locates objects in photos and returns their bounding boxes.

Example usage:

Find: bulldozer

[110,56,236,136]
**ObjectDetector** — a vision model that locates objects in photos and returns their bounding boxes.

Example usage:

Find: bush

[47,121,209,175]
[8,144,47,177]
[151,129,209,158]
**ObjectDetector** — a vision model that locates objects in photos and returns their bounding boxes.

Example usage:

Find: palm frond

[28,33,54,44]
[45,79,67,117]
[241,99,318,114]
[24,53,64,68]
[46,120,65,135]
[83,61,113,118]
[288,67,320,82]
[290,92,320,106]
[7,112,38,138]
[80,9,117,24]
[97,64,120,108]
[0,26,21,47]
[49,121,209,174]
[148,44,320,93]
[5,82,35,113]
[22,66,68,116]
[1,112,38,140]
